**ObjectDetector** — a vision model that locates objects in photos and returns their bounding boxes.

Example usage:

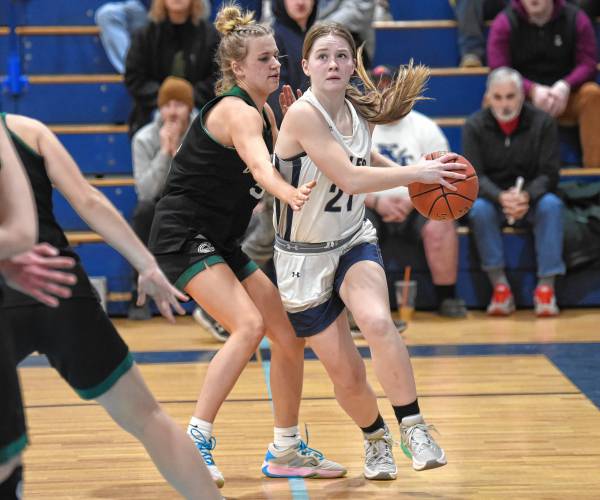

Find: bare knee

[97,369,163,439]
[354,312,395,343]
[579,82,600,105]
[232,315,265,351]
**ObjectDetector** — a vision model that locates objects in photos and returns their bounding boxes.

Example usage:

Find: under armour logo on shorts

[291,271,301,278]
[197,242,215,254]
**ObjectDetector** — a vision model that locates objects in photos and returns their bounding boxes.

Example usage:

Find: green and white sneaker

[400,415,446,471]
[363,426,397,480]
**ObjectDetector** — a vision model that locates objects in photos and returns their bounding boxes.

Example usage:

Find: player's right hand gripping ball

[409,151,479,221]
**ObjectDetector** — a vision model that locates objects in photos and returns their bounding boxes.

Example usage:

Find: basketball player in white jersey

[273,22,466,479]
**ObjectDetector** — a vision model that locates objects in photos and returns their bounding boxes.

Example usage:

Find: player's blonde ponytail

[214,3,273,94]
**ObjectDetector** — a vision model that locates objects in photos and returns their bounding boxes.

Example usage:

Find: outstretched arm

[282,102,466,194]
[30,119,187,322]
[229,103,315,211]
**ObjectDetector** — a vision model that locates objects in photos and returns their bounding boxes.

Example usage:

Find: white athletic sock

[274,425,301,449]
[188,416,213,439]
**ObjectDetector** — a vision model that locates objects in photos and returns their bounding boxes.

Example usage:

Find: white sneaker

[363,427,397,480]
[261,440,347,478]
[193,307,229,342]
[400,415,446,471]
[188,426,225,488]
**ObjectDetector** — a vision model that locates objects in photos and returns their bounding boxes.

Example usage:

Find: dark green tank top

[0,113,95,306]
[149,86,273,255]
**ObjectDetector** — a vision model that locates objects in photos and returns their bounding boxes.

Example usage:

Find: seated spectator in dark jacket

[128,77,197,319]
[450,0,595,67]
[124,0,219,136]
[464,67,564,317]
[487,0,600,168]
[267,0,317,125]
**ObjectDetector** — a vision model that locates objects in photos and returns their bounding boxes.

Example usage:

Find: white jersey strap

[300,89,361,151]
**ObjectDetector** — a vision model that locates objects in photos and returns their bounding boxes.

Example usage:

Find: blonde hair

[302,22,430,124]
[149,0,205,24]
[214,3,273,94]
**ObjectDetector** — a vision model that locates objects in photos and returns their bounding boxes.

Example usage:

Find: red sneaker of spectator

[486,283,515,316]
[534,285,559,317]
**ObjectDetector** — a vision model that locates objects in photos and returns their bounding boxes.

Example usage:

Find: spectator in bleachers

[96,1,150,74]
[487,0,600,168]
[124,0,219,136]
[464,67,564,317]
[267,0,317,125]
[451,0,597,68]
[318,0,376,68]
[128,76,197,319]
[97,0,211,74]
[450,0,507,67]
[365,65,468,318]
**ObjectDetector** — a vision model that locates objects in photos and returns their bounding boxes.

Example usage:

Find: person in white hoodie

[128,76,198,319]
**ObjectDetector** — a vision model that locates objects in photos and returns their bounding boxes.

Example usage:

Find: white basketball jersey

[274,89,372,243]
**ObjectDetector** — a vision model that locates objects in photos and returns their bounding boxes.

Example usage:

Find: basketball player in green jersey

[0,111,222,499]
[149,5,346,486]
[0,120,85,499]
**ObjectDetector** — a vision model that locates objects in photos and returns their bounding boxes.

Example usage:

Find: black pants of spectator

[130,199,157,296]
[455,0,507,61]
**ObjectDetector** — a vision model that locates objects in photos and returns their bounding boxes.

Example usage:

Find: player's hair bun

[214,4,255,35]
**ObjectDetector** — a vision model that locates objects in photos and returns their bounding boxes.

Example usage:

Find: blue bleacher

[2,79,129,123]
[1,72,487,123]
[56,129,132,176]
[17,34,114,74]
[375,25,461,68]
[0,0,101,26]
[389,0,454,21]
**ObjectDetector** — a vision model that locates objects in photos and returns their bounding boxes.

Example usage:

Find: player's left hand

[0,243,77,307]
[279,85,303,117]
[288,180,316,211]
[137,265,188,323]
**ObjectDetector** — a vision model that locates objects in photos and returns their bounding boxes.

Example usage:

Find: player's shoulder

[220,95,262,118]
[284,99,327,130]
[4,113,47,136]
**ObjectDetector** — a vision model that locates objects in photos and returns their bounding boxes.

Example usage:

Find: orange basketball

[408,151,479,221]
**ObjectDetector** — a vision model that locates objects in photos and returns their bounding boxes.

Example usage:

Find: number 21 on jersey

[324,155,365,212]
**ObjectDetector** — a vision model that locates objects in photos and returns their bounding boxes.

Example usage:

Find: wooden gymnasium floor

[17,309,600,499]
